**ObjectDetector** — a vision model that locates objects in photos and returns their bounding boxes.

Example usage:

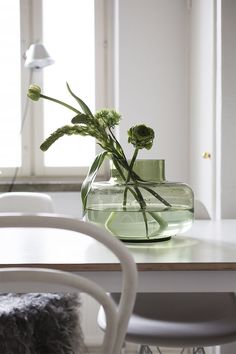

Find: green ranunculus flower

[95,109,121,128]
[128,124,155,150]
[27,84,42,101]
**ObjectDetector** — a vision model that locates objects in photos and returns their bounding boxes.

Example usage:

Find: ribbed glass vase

[84,159,194,242]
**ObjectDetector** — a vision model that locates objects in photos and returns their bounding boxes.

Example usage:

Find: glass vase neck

[111,159,166,182]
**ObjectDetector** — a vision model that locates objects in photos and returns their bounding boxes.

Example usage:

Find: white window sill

[0,179,82,192]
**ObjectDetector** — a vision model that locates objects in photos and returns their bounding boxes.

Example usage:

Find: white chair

[98,201,236,354]
[0,192,54,213]
[0,213,137,354]
[194,199,210,220]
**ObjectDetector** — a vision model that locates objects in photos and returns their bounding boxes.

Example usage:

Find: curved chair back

[0,213,138,354]
[0,192,54,213]
[194,199,210,220]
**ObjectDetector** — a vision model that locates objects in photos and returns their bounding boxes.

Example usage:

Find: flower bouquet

[28,84,193,241]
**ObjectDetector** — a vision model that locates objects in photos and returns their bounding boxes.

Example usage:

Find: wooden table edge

[0,263,236,271]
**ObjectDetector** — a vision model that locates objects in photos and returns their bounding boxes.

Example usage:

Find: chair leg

[156,347,163,354]
[138,346,205,354]
[120,341,126,354]
[180,348,206,354]
[193,348,206,354]
[138,345,154,354]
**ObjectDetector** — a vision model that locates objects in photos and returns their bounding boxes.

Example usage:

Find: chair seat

[98,293,236,348]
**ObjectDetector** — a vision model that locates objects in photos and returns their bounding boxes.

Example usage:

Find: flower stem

[127,148,139,181]
[123,148,139,209]
[40,94,81,114]
[110,155,149,238]
[111,157,126,181]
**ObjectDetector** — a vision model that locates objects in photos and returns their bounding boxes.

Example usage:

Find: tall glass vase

[84,159,194,242]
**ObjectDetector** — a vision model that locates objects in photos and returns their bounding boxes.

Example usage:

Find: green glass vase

[84,159,194,242]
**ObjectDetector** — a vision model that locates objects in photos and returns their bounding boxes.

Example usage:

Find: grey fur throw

[0,293,87,354]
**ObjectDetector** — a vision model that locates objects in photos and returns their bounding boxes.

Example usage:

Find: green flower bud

[27,84,41,101]
[95,109,121,128]
[128,124,155,150]
[40,125,91,151]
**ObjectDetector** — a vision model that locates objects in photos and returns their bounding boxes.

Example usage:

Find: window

[0,0,107,181]
[42,0,95,169]
[0,1,21,168]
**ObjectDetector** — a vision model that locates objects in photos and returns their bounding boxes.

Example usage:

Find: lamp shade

[24,43,54,69]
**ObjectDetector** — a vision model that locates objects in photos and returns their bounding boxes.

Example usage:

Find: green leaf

[81,151,108,212]
[71,114,90,124]
[66,83,94,117]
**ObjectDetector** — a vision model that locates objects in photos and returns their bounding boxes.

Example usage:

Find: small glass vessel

[84,159,194,242]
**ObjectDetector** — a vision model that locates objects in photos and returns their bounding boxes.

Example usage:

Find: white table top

[0,219,235,269]
[1,219,236,291]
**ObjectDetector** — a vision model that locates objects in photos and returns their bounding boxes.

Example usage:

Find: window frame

[1,0,111,183]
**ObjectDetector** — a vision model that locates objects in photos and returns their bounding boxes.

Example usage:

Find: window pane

[42,0,96,167]
[0,2,21,167]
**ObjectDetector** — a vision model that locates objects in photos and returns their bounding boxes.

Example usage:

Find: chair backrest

[0,192,54,213]
[0,213,138,354]
[194,199,210,220]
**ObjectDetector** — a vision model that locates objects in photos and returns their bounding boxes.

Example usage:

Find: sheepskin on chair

[0,293,86,354]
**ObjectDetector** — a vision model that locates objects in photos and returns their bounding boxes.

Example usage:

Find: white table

[0,219,236,292]
[0,219,236,353]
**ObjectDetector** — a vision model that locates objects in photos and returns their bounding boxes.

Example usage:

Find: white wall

[189,0,215,218]
[221,0,236,218]
[116,0,189,183]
